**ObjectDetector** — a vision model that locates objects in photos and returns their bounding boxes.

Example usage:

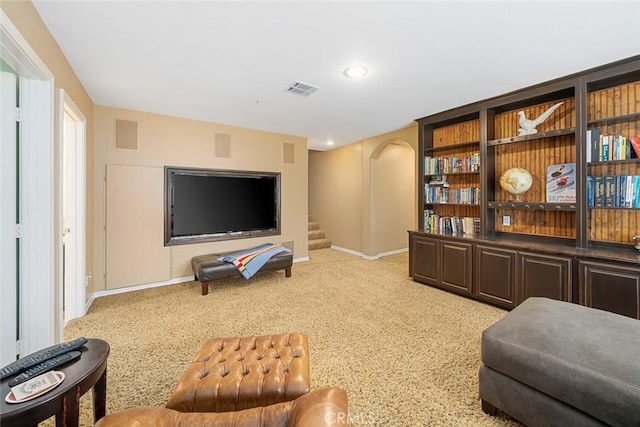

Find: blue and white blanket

[218,243,291,279]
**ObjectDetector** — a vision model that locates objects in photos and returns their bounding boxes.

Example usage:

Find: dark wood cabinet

[409,56,640,317]
[475,245,516,308]
[578,260,640,320]
[409,234,439,286]
[516,252,572,304]
[440,241,473,296]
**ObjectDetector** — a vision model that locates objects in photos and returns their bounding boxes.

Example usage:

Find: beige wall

[371,143,416,253]
[94,106,308,291]
[309,123,418,257]
[309,144,364,251]
[0,2,95,301]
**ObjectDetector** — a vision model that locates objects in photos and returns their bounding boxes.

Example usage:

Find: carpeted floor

[43,248,520,426]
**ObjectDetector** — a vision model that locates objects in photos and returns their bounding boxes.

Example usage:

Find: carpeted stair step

[308,229,325,240]
[309,238,332,250]
[308,222,320,231]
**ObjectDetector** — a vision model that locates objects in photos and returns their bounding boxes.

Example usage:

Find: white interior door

[2,10,56,354]
[1,70,18,366]
[60,91,87,324]
[63,110,76,320]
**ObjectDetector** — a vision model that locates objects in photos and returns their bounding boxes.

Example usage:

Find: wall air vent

[285,80,319,97]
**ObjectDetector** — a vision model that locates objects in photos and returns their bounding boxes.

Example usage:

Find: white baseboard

[331,245,363,257]
[91,275,195,300]
[331,245,408,260]
[86,259,309,305]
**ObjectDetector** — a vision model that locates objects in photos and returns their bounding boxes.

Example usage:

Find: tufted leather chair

[95,387,348,427]
[166,333,310,412]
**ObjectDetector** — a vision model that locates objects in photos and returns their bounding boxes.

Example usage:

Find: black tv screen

[164,167,281,245]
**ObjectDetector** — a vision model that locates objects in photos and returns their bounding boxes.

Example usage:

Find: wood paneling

[587,81,640,246]
[432,119,480,146]
[492,97,577,238]
[494,98,575,140]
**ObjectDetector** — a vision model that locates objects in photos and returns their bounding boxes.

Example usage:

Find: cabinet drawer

[440,241,473,296]
[475,245,516,309]
[410,235,439,285]
[516,252,572,305]
[578,260,640,320]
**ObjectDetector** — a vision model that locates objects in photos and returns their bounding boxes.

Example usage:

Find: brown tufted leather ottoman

[166,333,310,413]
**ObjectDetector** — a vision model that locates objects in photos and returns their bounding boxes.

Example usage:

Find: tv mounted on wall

[164,166,281,246]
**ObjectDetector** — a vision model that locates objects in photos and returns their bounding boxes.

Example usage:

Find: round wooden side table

[0,338,110,427]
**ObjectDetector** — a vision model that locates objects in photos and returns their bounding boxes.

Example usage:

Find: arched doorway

[366,139,415,257]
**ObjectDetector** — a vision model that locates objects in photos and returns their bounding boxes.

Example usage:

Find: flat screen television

[164,166,281,245]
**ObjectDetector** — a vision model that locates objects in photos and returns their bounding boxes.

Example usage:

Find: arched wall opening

[365,138,416,258]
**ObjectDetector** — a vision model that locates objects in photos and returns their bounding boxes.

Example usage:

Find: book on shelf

[424,185,480,204]
[589,131,639,161]
[546,163,576,203]
[429,175,449,187]
[590,127,601,163]
[587,175,640,208]
[586,176,594,207]
[630,136,640,159]
[423,152,480,175]
[604,175,616,207]
[593,176,605,207]
[423,210,479,235]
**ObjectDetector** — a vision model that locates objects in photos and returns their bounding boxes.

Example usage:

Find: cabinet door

[578,260,640,320]
[440,241,473,296]
[475,245,516,309]
[409,235,440,286]
[516,252,572,305]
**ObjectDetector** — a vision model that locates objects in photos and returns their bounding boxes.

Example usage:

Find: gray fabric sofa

[479,297,640,426]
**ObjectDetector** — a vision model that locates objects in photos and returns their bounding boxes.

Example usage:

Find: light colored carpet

[42,248,520,426]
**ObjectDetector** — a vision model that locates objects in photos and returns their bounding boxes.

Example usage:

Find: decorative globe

[499,167,533,199]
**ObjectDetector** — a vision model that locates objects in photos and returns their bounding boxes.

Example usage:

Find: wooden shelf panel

[588,112,640,126]
[425,171,480,177]
[492,135,576,206]
[488,201,576,211]
[488,128,575,147]
[588,159,640,166]
[588,207,640,244]
[425,203,480,207]
[587,80,640,139]
[424,141,479,153]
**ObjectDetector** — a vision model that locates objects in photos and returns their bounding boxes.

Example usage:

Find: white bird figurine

[517,102,564,136]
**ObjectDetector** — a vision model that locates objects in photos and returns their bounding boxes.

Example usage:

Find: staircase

[308,216,331,250]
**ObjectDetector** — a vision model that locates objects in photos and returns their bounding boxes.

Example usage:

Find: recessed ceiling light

[344,65,368,78]
[326,140,335,146]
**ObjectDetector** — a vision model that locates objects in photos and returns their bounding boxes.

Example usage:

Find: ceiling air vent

[285,80,319,97]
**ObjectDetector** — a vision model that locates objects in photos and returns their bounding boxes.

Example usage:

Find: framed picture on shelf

[546,163,576,203]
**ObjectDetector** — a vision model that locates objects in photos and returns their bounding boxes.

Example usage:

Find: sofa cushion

[481,297,640,426]
[166,333,310,412]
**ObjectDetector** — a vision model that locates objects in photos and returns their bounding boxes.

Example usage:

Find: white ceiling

[34,1,640,151]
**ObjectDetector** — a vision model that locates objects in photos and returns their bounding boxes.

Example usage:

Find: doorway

[60,90,87,327]
[1,10,56,356]
[0,69,18,366]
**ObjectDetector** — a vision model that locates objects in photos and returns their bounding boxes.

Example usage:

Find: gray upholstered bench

[480,297,640,426]
[192,251,293,295]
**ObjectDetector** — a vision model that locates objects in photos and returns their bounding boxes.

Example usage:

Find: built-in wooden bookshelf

[587,79,640,245]
[410,55,640,320]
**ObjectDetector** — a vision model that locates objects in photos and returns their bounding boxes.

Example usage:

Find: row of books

[587,175,640,208]
[423,210,480,235]
[424,185,480,205]
[424,153,480,175]
[586,128,640,162]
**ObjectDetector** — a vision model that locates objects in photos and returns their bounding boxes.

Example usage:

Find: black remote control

[0,337,88,381]
[7,351,82,387]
